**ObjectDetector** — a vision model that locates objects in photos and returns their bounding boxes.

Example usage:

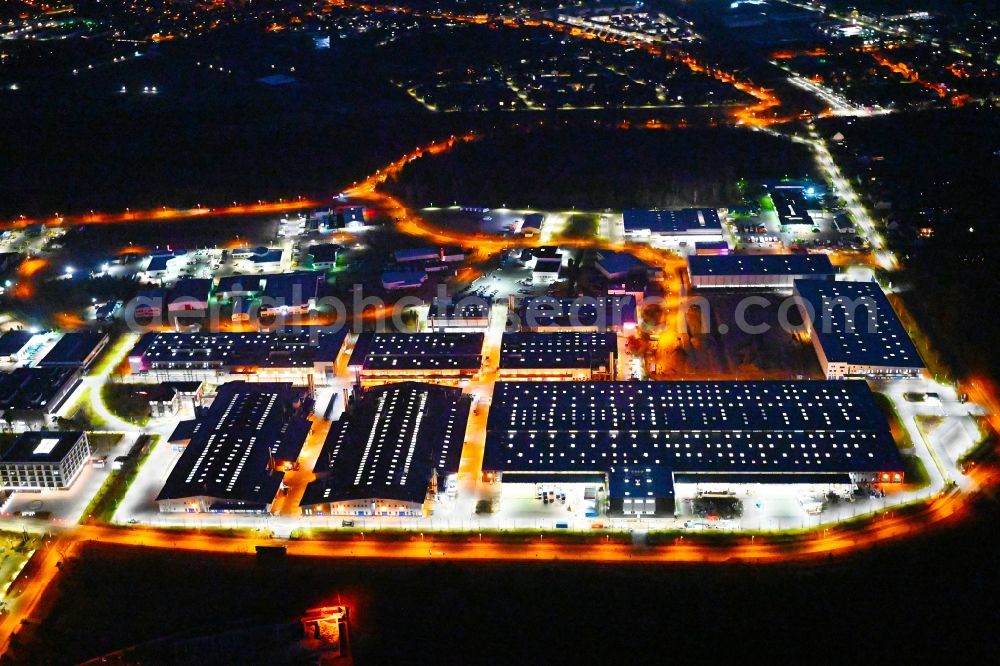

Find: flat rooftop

[216,275,263,294]
[156,382,313,508]
[348,332,484,371]
[302,382,470,506]
[167,278,213,304]
[260,272,326,305]
[794,280,924,369]
[0,367,80,412]
[499,332,617,370]
[428,297,491,320]
[771,191,814,226]
[688,254,836,276]
[597,250,648,276]
[0,330,35,357]
[0,431,84,464]
[309,243,341,263]
[36,330,107,368]
[128,327,348,371]
[518,296,637,330]
[623,208,722,234]
[484,380,903,499]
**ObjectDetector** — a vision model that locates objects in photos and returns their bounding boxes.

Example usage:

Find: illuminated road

[0,1,998,653]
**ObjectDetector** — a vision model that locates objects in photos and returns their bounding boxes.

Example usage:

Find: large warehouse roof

[484,381,902,499]
[302,382,470,506]
[129,327,348,371]
[794,280,924,369]
[518,296,637,330]
[348,332,484,370]
[688,254,835,277]
[156,382,313,510]
[499,332,617,370]
[623,208,722,234]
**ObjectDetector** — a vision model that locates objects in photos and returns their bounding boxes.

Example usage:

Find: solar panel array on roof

[348,332,484,370]
[301,382,470,506]
[499,332,617,370]
[484,380,903,500]
[156,382,313,508]
[794,280,924,369]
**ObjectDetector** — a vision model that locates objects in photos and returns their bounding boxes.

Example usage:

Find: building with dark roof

[394,247,439,263]
[623,208,724,244]
[770,190,815,229]
[0,367,82,431]
[126,327,348,384]
[36,330,109,369]
[0,431,91,490]
[516,296,637,333]
[688,254,836,289]
[240,247,286,272]
[300,382,470,516]
[215,275,263,300]
[483,380,904,515]
[0,330,37,364]
[595,251,658,280]
[794,279,924,380]
[156,382,314,513]
[141,250,186,282]
[347,332,484,384]
[336,206,367,230]
[259,272,326,316]
[128,288,167,319]
[499,332,618,380]
[309,243,342,271]
[167,279,213,313]
[381,269,427,290]
[427,297,492,332]
[518,213,544,236]
[532,257,563,284]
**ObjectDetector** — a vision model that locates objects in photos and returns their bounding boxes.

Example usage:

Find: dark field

[386,125,819,211]
[13,499,1000,665]
[0,25,440,218]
